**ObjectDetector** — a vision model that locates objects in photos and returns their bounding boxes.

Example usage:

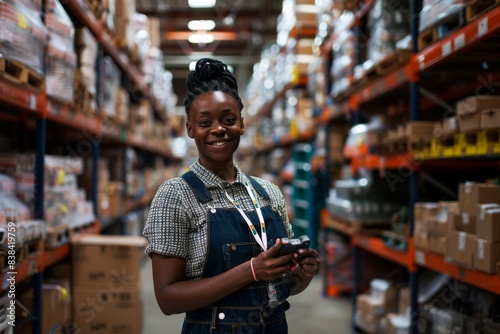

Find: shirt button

[231,245,237,251]
[218,312,225,320]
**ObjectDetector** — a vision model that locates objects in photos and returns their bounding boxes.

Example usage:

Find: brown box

[414,231,429,251]
[475,238,500,273]
[458,112,481,133]
[454,211,477,234]
[296,38,314,55]
[429,201,458,236]
[385,313,410,334]
[114,0,135,19]
[478,207,500,242]
[42,282,70,334]
[429,235,447,255]
[398,287,410,316]
[446,231,475,267]
[405,121,435,139]
[456,95,500,116]
[480,109,500,129]
[433,117,458,137]
[459,182,500,217]
[414,202,439,222]
[72,235,146,288]
[357,294,386,317]
[355,310,382,334]
[73,284,143,334]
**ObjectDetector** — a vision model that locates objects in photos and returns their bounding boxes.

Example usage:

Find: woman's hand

[250,238,298,281]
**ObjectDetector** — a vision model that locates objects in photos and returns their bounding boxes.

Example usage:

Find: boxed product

[42,282,71,334]
[355,310,382,334]
[458,182,500,217]
[453,211,476,234]
[73,282,143,334]
[429,235,447,255]
[480,109,500,129]
[428,201,458,236]
[71,235,146,288]
[384,313,410,334]
[398,287,410,316]
[475,238,500,273]
[445,231,475,267]
[457,112,481,133]
[477,207,500,242]
[456,95,500,116]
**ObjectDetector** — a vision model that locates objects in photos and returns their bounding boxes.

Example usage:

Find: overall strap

[181,170,213,204]
[246,175,270,200]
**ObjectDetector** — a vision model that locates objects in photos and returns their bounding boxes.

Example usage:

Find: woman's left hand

[296,248,320,277]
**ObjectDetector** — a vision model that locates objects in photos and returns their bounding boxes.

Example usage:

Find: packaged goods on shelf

[0,0,48,75]
[114,0,136,50]
[365,0,410,64]
[100,56,121,119]
[419,0,466,32]
[74,27,98,93]
[329,11,355,97]
[427,306,475,333]
[132,13,151,64]
[42,282,71,334]
[480,109,500,129]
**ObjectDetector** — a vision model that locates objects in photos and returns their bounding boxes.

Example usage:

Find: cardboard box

[458,112,481,133]
[480,109,500,129]
[357,294,386,317]
[456,95,500,116]
[458,182,500,217]
[414,231,429,251]
[478,207,500,242]
[385,313,410,334]
[446,231,475,267]
[429,235,447,255]
[405,121,434,139]
[355,310,382,334]
[433,117,458,137]
[42,283,70,334]
[398,287,410,317]
[454,211,476,234]
[72,235,146,288]
[73,285,143,334]
[414,202,439,222]
[475,238,500,273]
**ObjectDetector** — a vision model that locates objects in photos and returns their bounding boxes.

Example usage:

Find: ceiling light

[188,33,215,44]
[188,20,216,31]
[188,0,216,8]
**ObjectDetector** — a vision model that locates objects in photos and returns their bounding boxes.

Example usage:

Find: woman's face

[186,91,244,173]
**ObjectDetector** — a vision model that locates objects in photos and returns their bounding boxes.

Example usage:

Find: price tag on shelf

[418,55,425,70]
[30,94,36,111]
[441,41,452,57]
[478,18,488,37]
[415,250,426,266]
[454,34,465,50]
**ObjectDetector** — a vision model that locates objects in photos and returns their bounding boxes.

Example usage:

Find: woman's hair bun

[187,58,238,92]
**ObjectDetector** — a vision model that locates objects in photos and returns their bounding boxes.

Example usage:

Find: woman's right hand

[251,238,298,281]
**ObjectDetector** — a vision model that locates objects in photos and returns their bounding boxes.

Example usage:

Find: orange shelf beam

[61,0,102,39]
[0,76,45,113]
[351,152,415,171]
[415,250,500,294]
[352,235,416,271]
[418,6,500,71]
[354,64,411,105]
[46,99,102,135]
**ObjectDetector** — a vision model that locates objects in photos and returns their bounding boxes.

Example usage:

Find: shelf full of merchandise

[318,1,500,333]
[0,1,179,333]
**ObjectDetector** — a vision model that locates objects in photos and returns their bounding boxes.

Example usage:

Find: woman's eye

[224,117,236,125]
[199,120,211,127]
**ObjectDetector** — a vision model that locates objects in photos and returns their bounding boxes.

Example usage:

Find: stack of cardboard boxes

[414,182,500,274]
[72,235,146,334]
[456,95,500,133]
[355,279,407,333]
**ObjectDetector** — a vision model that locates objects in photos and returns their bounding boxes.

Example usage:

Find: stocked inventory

[1,0,500,333]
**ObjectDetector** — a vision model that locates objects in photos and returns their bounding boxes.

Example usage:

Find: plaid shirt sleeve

[143,178,190,257]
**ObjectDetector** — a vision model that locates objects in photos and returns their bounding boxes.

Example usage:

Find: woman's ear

[186,122,194,138]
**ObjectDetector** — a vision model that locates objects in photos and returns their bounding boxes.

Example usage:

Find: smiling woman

[142,58,320,334]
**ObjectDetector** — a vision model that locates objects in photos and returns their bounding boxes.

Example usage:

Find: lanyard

[222,179,267,251]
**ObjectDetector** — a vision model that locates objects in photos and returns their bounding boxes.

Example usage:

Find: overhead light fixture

[188,33,215,44]
[188,0,216,8]
[188,20,216,31]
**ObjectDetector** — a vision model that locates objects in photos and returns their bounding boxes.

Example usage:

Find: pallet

[418,8,466,50]
[45,225,69,249]
[0,58,45,90]
[466,0,500,23]
[325,214,390,236]
[23,239,44,258]
[375,49,411,76]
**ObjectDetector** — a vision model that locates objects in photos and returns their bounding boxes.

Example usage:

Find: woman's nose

[212,124,226,134]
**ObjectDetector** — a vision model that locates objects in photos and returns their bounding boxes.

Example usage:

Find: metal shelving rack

[319,1,500,333]
[0,1,179,332]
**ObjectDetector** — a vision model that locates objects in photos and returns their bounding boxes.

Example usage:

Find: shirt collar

[190,159,246,189]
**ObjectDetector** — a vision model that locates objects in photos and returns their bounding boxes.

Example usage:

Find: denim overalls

[181,171,290,334]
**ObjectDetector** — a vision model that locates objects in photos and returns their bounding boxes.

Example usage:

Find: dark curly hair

[184,58,244,116]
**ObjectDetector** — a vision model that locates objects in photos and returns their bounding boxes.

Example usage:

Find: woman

[143,58,320,333]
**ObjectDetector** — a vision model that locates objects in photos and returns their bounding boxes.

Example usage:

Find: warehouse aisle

[141,259,353,333]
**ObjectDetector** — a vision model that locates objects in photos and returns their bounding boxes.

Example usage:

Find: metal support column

[351,246,361,333]
[33,116,46,334]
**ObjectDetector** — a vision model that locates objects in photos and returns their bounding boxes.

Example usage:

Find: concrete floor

[140,259,354,334]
